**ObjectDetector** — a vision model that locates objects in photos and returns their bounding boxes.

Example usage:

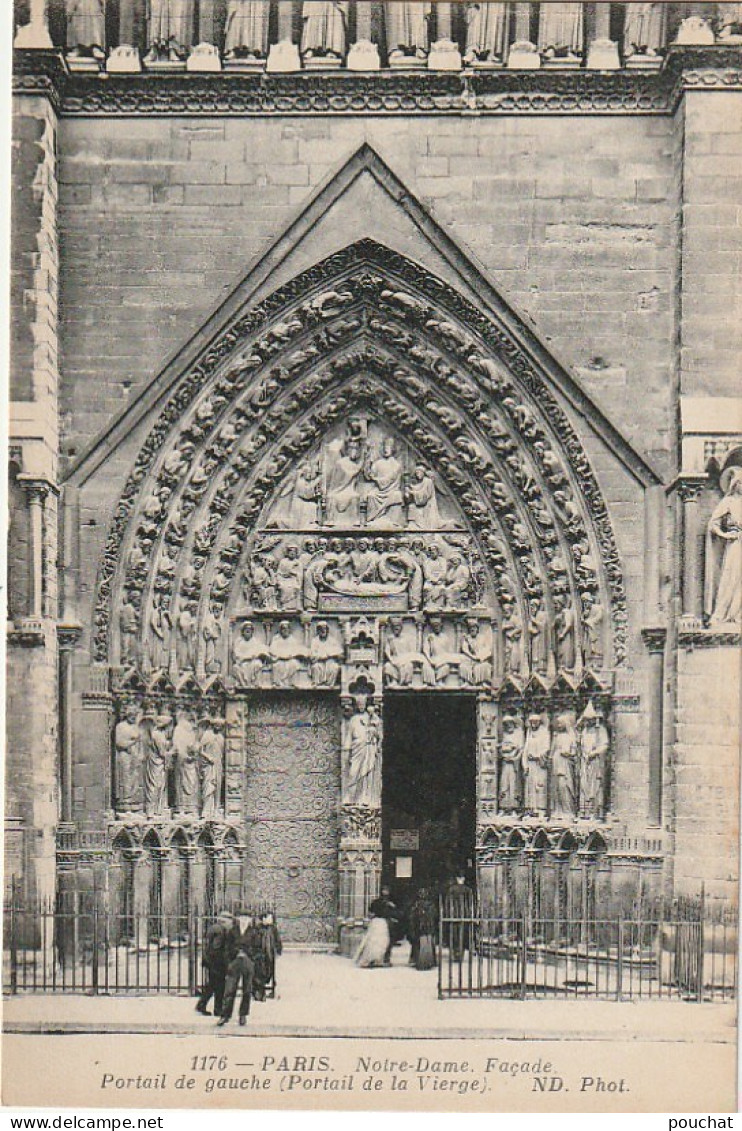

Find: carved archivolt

[95,242,626,686]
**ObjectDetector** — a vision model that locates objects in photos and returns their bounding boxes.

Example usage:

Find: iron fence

[438,907,738,1001]
[3,899,278,996]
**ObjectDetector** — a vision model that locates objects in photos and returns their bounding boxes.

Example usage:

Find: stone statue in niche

[460,620,493,685]
[232,620,269,686]
[384,1,431,58]
[143,712,173,818]
[422,617,463,684]
[704,466,742,625]
[554,593,576,671]
[301,1,348,58]
[578,701,609,819]
[65,0,105,53]
[173,708,199,815]
[175,598,197,671]
[309,620,343,687]
[325,435,364,527]
[527,598,550,675]
[115,705,144,814]
[148,593,172,672]
[202,604,222,674]
[522,712,550,816]
[383,617,433,686]
[119,592,140,667]
[364,437,405,526]
[269,620,307,685]
[581,593,604,668]
[144,0,195,61]
[198,716,224,819]
[275,544,304,611]
[464,2,509,64]
[498,714,523,813]
[406,465,442,529]
[623,2,668,56]
[421,543,448,608]
[502,607,524,677]
[550,713,578,819]
[344,698,382,808]
[537,2,584,58]
[224,0,271,58]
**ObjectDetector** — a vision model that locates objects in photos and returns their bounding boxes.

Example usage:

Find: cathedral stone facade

[8,2,741,948]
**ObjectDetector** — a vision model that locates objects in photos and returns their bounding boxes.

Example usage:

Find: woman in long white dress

[355,911,391,968]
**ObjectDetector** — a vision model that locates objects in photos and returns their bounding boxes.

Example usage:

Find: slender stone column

[435,2,452,40]
[22,482,47,620]
[58,627,82,823]
[355,0,373,40]
[593,1,611,39]
[642,628,666,827]
[677,477,706,618]
[643,485,663,625]
[277,0,295,41]
[198,0,218,44]
[514,2,532,41]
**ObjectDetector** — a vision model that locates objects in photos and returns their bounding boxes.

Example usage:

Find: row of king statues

[62,3,742,64]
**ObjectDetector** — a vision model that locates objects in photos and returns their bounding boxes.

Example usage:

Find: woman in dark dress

[407,888,438,970]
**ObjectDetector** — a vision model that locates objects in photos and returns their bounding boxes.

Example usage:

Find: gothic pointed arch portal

[99,240,627,943]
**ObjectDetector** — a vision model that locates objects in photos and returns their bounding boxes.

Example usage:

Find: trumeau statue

[224,0,271,57]
[115,705,143,814]
[384,1,432,57]
[550,712,578,819]
[301,2,348,58]
[578,701,608,819]
[705,466,742,625]
[537,2,584,57]
[344,698,382,807]
[622,2,668,55]
[464,2,509,64]
[523,712,549,816]
[143,713,172,818]
[65,0,105,52]
[173,709,199,815]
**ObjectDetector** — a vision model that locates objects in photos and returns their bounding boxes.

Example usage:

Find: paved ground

[3,945,736,1042]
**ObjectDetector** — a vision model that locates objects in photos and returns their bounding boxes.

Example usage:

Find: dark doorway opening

[382,693,477,908]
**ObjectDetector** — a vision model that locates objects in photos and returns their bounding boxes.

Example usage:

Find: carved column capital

[641,627,667,653]
[675,475,707,503]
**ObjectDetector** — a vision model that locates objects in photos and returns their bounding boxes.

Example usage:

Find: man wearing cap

[196,911,238,1016]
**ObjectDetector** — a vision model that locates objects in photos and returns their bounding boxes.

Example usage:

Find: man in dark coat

[195,911,237,1016]
[217,939,254,1027]
[444,873,475,961]
[368,885,400,966]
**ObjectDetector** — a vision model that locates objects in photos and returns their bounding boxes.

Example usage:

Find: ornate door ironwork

[243,694,340,945]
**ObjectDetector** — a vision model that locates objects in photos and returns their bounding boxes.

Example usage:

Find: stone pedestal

[428,38,462,71]
[266,41,301,72]
[587,38,620,70]
[674,17,715,45]
[187,43,222,72]
[507,41,540,69]
[14,0,53,49]
[347,40,380,70]
[106,46,142,73]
